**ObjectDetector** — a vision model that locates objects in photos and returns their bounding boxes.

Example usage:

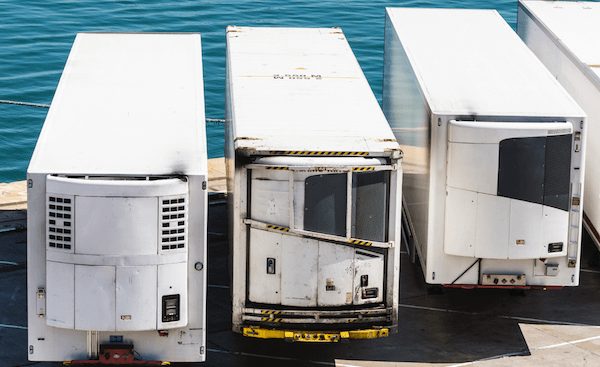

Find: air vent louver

[47,195,75,251]
[159,195,188,252]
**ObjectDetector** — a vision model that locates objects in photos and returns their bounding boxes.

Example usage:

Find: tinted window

[498,135,572,211]
[352,171,389,242]
[304,174,347,236]
[544,134,572,211]
[497,137,545,206]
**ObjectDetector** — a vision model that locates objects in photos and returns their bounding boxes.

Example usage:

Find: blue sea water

[0,0,517,183]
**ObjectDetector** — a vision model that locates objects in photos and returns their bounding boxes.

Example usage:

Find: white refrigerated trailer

[27,33,208,364]
[517,0,600,253]
[225,26,402,341]
[383,8,587,288]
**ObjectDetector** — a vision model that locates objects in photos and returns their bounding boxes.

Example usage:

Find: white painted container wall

[517,0,600,252]
[383,8,586,287]
[27,32,207,362]
[225,26,402,338]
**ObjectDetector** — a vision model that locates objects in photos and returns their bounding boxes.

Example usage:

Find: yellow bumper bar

[242,327,389,342]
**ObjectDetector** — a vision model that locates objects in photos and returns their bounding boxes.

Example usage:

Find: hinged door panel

[317,241,354,306]
[353,250,384,305]
[116,265,157,331]
[248,228,282,304]
[46,261,75,329]
[74,265,116,331]
[281,236,318,307]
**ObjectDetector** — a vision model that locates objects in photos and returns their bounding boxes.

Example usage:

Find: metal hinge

[37,287,45,318]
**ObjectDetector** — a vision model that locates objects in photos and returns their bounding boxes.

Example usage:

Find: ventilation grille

[47,195,74,251]
[160,195,188,251]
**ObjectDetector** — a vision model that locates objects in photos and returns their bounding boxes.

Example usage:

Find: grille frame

[46,194,75,253]
[159,194,189,252]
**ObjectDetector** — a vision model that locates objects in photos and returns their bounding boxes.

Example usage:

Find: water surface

[0,0,517,182]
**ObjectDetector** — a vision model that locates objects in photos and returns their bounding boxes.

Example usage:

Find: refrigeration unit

[518,0,600,253]
[27,32,207,363]
[383,8,586,288]
[225,26,403,341]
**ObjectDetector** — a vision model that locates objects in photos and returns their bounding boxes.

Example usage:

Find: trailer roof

[28,32,207,176]
[385,8,585,119]
[520,1,600,81]
[226,26,399,155]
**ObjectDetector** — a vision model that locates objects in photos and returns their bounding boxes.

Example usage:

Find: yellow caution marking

[348,329,389,339]
[242,327,389,342]
[260,310,282,314]
[348,239,372,246]
[239,75,360,80]
[272,151,368,156]
[265,166,289,170]
[266,224,290,232]
[261,317,283,322]
[353,167,375,171]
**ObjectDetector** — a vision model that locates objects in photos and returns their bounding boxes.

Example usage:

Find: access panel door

[248,228,282,305]
[281,236,318,307]
[116,266,157,331]
[353,250,384,305]
[317,242,355,307]
[74,265,116,331]
[46,261,75,329]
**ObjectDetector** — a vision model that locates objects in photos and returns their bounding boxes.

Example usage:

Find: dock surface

[2,158,600,366]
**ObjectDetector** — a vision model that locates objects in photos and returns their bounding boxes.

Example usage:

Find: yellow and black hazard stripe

[261,310,282,315]
[242,327,389,341]
[261,317,283,322]
[266,224,290,232]
[272,151,368,156]
[348,239,372,246]
[353,167,375,171]
[265,166,289,170]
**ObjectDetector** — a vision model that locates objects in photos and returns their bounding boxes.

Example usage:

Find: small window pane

[352,171,389,242]
[544,134,572,211]
[497,135,571,211]
[304,173,347,236]
[498,137,545,205]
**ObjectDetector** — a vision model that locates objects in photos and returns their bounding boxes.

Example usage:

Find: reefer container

[27,33,207,363]
[383,8,586,288]
[225,26,403,341]
[517,1,600,253]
